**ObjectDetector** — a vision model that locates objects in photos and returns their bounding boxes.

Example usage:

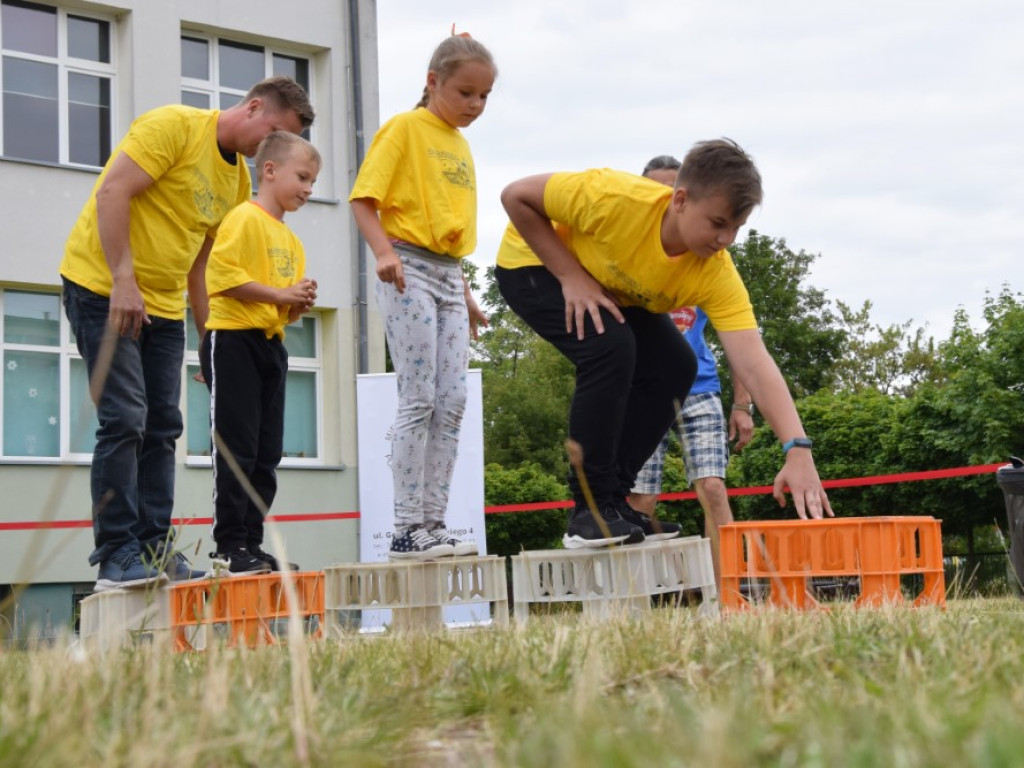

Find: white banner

[355,369,488,628]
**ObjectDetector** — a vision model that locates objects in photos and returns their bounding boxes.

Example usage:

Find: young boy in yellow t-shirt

[496,138,833,550]
[200,131,320,574]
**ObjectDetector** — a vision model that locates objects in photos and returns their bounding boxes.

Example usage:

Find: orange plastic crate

[719,516,945,610]
[170,572,325,649]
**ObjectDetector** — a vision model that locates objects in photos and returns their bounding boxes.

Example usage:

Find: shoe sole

[451,544,478,557]
[388,546,456,561]
[562,533,630,549]
[644,531,681,542]
[209,559,271,577]
[94,573,169,592]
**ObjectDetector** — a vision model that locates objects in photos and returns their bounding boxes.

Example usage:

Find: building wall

[0,0,385,625]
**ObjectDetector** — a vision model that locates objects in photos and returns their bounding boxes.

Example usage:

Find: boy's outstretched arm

[501,175,624,339]
[718,327,833,520]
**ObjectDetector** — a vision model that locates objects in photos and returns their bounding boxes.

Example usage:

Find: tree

[483,462,568,556]
[723,231,846,399]
[474,267,575,478]
[829,300,940,396]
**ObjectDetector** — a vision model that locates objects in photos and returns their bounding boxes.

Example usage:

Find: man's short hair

[244,76,315,129]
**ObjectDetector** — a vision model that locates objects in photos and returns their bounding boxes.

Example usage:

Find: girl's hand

[466,294,489,340]
[376,250,405,293]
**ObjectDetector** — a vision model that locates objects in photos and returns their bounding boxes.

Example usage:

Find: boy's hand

[376,250,405,293]
[772,449,834,519]
[279,278,317,308]
[728,409,754,451]
[561,270,624,340]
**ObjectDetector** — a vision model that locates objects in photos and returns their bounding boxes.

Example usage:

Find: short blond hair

[254,131,321,181]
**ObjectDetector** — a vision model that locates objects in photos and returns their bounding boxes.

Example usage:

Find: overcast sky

[371,0,1023,340]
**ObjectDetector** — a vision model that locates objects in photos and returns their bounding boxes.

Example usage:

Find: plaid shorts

[631,391,729,494]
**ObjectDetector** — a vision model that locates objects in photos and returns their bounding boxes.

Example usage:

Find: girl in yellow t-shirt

[349,33,495,561]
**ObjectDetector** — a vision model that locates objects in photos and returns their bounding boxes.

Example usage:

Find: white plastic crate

[510,536,718,623]
[323,555,509,631]
[79,586,206,653]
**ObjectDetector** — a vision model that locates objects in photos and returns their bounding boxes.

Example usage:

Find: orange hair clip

[451,23,472,38]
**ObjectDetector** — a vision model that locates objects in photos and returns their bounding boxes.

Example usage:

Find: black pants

[496,266,696,508]
[200,328,288,551]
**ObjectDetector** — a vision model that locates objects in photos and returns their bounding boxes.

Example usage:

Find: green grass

[3,599,1024,766]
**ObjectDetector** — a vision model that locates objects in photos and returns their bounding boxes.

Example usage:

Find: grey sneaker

[429,528,478,557]
[95,552,169,592]
[389,527,455,561]
[158,550,209,581]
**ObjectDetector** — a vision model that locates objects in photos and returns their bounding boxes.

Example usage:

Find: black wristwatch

[782,437,813,454]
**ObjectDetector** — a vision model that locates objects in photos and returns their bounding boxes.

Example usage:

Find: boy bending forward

[496,139,832,549]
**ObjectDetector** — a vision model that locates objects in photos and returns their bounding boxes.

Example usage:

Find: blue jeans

[62,278,184,565]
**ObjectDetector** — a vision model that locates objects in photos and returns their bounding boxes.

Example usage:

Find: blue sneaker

[94,552,169,593]
[161,550,209,581]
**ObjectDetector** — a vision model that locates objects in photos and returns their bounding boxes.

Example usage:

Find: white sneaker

[430,528,478,557]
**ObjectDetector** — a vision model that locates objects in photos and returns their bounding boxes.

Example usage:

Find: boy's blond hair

[678,139,763,220]
[254,131,321,182]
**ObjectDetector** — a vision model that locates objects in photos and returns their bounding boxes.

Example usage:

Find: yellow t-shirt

[349,107,477,257]
[60,105,252,320]
[495,169,757,332]
[205,201,306,341]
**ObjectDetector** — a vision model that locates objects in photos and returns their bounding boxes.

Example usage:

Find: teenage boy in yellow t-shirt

[61,77,314,592]
[200,132,320,575]
[495,138,833,549]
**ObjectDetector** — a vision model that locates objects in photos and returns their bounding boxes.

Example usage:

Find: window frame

[0,287,96,463]
[183,312,324,469]
[0,0,116,168]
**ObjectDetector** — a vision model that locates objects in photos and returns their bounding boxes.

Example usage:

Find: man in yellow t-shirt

[60,77,314,592]
[495,138,833,550]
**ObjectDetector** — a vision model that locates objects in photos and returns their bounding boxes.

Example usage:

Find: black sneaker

[250,546,299,572]
[562,504,645,549]
[209,548,272,577]
[617,501,682,542]
[389,526,455,561]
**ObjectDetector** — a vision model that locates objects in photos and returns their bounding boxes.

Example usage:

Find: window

[0,289,98,460]
[185,314,323,465]
[0,0,113,167]
[179,33,309,121]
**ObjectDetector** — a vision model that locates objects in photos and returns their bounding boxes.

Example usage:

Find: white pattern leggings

[376,245,469,534]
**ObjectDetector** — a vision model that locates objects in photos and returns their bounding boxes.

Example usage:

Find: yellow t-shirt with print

[349,107,477,257]
[495,169,757,333]
[61,105,252,320]
[205,201,306,341]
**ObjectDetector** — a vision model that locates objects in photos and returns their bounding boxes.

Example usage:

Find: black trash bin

[997,457,1024,593]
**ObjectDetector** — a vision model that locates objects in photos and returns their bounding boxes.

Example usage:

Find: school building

[0,0,384,643]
